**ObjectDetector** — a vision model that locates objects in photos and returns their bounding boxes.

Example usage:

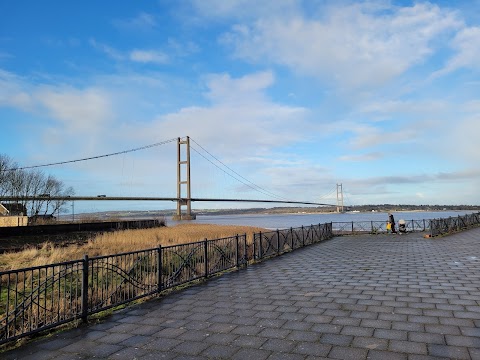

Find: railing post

[351,221,354,234]
[276,229,280,255]
[81,254,89,323]
[243,233,247,265]
[370,221,373,234]
[157,246,162,293]
[301,226,305,247]
[204,238,208,278]
[235,234,240,268]
[290,227,294,250]
[259,231,263,259]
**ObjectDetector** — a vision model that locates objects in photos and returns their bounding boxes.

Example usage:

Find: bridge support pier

[172,136,196,221]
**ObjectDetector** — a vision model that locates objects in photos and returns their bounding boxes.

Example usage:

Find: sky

[1,0,480,213]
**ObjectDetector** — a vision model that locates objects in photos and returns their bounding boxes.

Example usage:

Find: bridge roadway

[4,228,480,359]
[0,196,334,207]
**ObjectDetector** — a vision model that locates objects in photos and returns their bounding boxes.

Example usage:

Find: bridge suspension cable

[6,138,177,171]
[189,137,289,202]
[318,185,337,200]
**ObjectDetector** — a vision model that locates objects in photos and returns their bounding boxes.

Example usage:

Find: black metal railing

[2,212,478,345]
[0,223,332,345]
[254,223,332,260]
[332,219,429,235]
[430,212,480,237]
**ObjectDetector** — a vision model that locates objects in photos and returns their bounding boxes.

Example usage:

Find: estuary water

[168,210,476,230]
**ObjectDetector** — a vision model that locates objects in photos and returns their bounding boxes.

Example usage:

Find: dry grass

[0,223,267,271]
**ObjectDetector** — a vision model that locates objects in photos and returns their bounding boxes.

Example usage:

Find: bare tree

[0,154,75,218]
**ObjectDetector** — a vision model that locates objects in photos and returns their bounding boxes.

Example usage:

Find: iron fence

[0,223,332,345]
[0,260,84,344]
[430,212,480,237]
[332,219,429,235]
[254,223,333,260]
[2,212,478,345]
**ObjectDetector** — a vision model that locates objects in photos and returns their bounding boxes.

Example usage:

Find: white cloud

[205,71,274,104]
[113,12,157,31]
[435,26,480,76]
[36,87,113,133]
[119,71,311,182]
[221,2,461,89]
[0,70,34,110]
[129,50,169,64]
[190,0,300,20]
[339,152,383,162]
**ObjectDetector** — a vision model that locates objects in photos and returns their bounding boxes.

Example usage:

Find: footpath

[3,227,480,359]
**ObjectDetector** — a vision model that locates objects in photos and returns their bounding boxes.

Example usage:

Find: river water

[168,210,476,230]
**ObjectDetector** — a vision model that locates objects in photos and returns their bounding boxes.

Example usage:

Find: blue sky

[1,0,480,212]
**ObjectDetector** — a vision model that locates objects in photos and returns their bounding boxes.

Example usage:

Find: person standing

[388,213,396,233]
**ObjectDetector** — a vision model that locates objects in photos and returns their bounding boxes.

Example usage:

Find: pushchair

[398,219,406,233]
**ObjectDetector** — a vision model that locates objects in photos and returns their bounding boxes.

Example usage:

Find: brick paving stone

[293,342,331,357]
[389,340,427,355]
[261,338,297,352]
[231,347,271,360]
[267,352,306,360]
[153,327,187,338]
[97,332,133,344]
[461,327,480,336]
[445,334,480,347]
[258,328,291,339]
[469,348,480,359]
[341,325,374,337]
[320,333,353,346]
[143,337,182,351]
[374,328,407,340]
[107,346,149,360]
[360,319,392,329]
[366,349,407,359]
[425,324,461,335]
[408,331,445,344]
[203,332,238,345]
[287,330,321,342]
[328,346,368,359]
[232,335,268,348]
[352,336,389,350]
[350,311,378,320]
[200,344,238,358]
[311,323,343,334]
[428,344,471,359]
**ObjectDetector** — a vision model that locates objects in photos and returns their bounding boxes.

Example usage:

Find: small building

[0,203,28,227]
[2,203,27,216]
[0,203,9,216]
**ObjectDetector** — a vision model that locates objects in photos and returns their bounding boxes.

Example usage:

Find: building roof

[0,203,9,216]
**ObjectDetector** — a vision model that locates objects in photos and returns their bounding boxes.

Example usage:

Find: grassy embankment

[0,223,267,271]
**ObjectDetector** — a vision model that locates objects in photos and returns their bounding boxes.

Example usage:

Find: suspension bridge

[1,136,347,219]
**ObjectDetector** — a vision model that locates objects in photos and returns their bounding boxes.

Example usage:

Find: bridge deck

[4,228,480,359]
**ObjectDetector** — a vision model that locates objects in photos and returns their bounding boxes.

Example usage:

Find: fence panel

[254,223,333,261]
[254,231,279,259]
[161,241,205,290]
[0,260,83,344]
[88,249,159,315]
[430,212,480,237]
[207,235,242,276]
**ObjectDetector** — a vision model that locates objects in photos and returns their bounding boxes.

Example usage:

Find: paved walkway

[3,228,480,359]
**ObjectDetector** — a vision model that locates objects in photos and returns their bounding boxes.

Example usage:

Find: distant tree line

[0,154,74,218]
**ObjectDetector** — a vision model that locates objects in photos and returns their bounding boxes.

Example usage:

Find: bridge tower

[336,183,344,213]
[172,136,196,220]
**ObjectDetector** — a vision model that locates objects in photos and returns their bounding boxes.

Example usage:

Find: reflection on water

[168,210,475,230]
